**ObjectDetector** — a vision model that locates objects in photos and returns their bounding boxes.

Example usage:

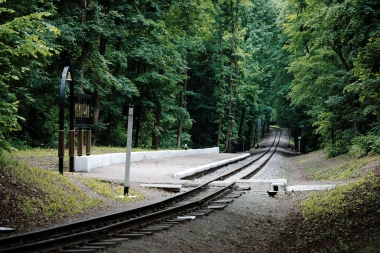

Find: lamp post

[58,56,75,174]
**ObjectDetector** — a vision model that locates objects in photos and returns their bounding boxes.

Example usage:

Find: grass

[79,177,144,202]
[2,146,161,171]
[293,151,380,252]
[297,151,379,181]
[0,146,149,232]
[0,156,102,226]
[6,146,154,158]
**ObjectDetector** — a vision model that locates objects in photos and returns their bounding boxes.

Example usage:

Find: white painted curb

[74,147,219,172]
[172,153,250,179]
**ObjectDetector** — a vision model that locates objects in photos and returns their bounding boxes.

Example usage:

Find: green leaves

[279,0,380,154]
[0,2,59,153]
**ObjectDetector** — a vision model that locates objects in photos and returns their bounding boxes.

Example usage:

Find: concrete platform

[79,152,249,185]
[75,147,219,172]
[286,185,336,191]
[173,153,250,179]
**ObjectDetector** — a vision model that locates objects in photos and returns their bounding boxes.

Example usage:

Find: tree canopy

[1,0,380,158]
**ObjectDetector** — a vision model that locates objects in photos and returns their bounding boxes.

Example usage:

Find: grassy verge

[1,147,150,233]
[293,152,380,252]
[0,156,102,231]
[297,151,379,181]
[3,146,157,171]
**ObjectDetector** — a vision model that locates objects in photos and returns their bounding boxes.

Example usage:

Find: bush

[369,136,380,155]
[325,139,348,158]
[348,135,380,157]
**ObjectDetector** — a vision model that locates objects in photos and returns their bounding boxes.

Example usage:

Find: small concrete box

[271,182,286,194]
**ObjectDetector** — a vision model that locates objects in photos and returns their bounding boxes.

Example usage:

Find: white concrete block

[235,179,287,191]
[74,156,89,172]
[209,181,234,187]
[271,182,286,194]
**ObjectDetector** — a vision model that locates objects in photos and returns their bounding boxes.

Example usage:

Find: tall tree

[0,0,59,153]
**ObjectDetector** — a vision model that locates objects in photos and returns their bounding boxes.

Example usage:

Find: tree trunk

[152,106,161,150]
[224,0,239,152]
[331,37,351,71]
[134,115,141,148]
[247,118,252,150]
[91,36,107,146]
[78,0,92,90]
[106,113,112,146]
[217,113,222,147]
[216,11,223,148]
[234,107,245,152]
[92,92,101,146]
[177,54,187,148]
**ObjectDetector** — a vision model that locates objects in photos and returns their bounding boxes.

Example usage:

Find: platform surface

[79,152,247,184]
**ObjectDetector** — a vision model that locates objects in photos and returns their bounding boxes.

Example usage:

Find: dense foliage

[1,0,380,156]
[280,0,380,156]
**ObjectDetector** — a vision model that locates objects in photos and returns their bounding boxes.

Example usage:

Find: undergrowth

[296,174,380,252]
[293,152,380,252]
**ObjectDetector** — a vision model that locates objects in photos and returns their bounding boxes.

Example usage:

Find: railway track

[0,128,282,253]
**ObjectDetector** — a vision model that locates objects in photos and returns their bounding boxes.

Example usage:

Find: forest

[1,0,380,158]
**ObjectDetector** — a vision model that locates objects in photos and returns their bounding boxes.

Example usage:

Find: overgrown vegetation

[0,156,102,231]
[292,152,380,252]
[296,174,380,252]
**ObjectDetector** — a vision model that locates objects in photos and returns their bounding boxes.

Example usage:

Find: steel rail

[240,130,282,179]
[0,179,210,249]
[0,182,234,253]
[210,128,281,181]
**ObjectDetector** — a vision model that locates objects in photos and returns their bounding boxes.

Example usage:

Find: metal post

[68,57,75,172]
[58,64,70,174]
[69,130,75,172]
[124,105,134,196]
[58,130,65,174]
[86,130,91,156]
[77,129,83,156]
[58,56,75,174]
[298,136,301,153]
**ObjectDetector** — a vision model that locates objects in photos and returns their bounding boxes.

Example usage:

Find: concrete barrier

[173,153,250,179]
[74,147,219,172]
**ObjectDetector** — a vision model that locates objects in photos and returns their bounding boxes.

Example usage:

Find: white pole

[124,105,134,195]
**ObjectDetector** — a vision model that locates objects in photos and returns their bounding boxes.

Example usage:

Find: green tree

[0,1,59,153]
